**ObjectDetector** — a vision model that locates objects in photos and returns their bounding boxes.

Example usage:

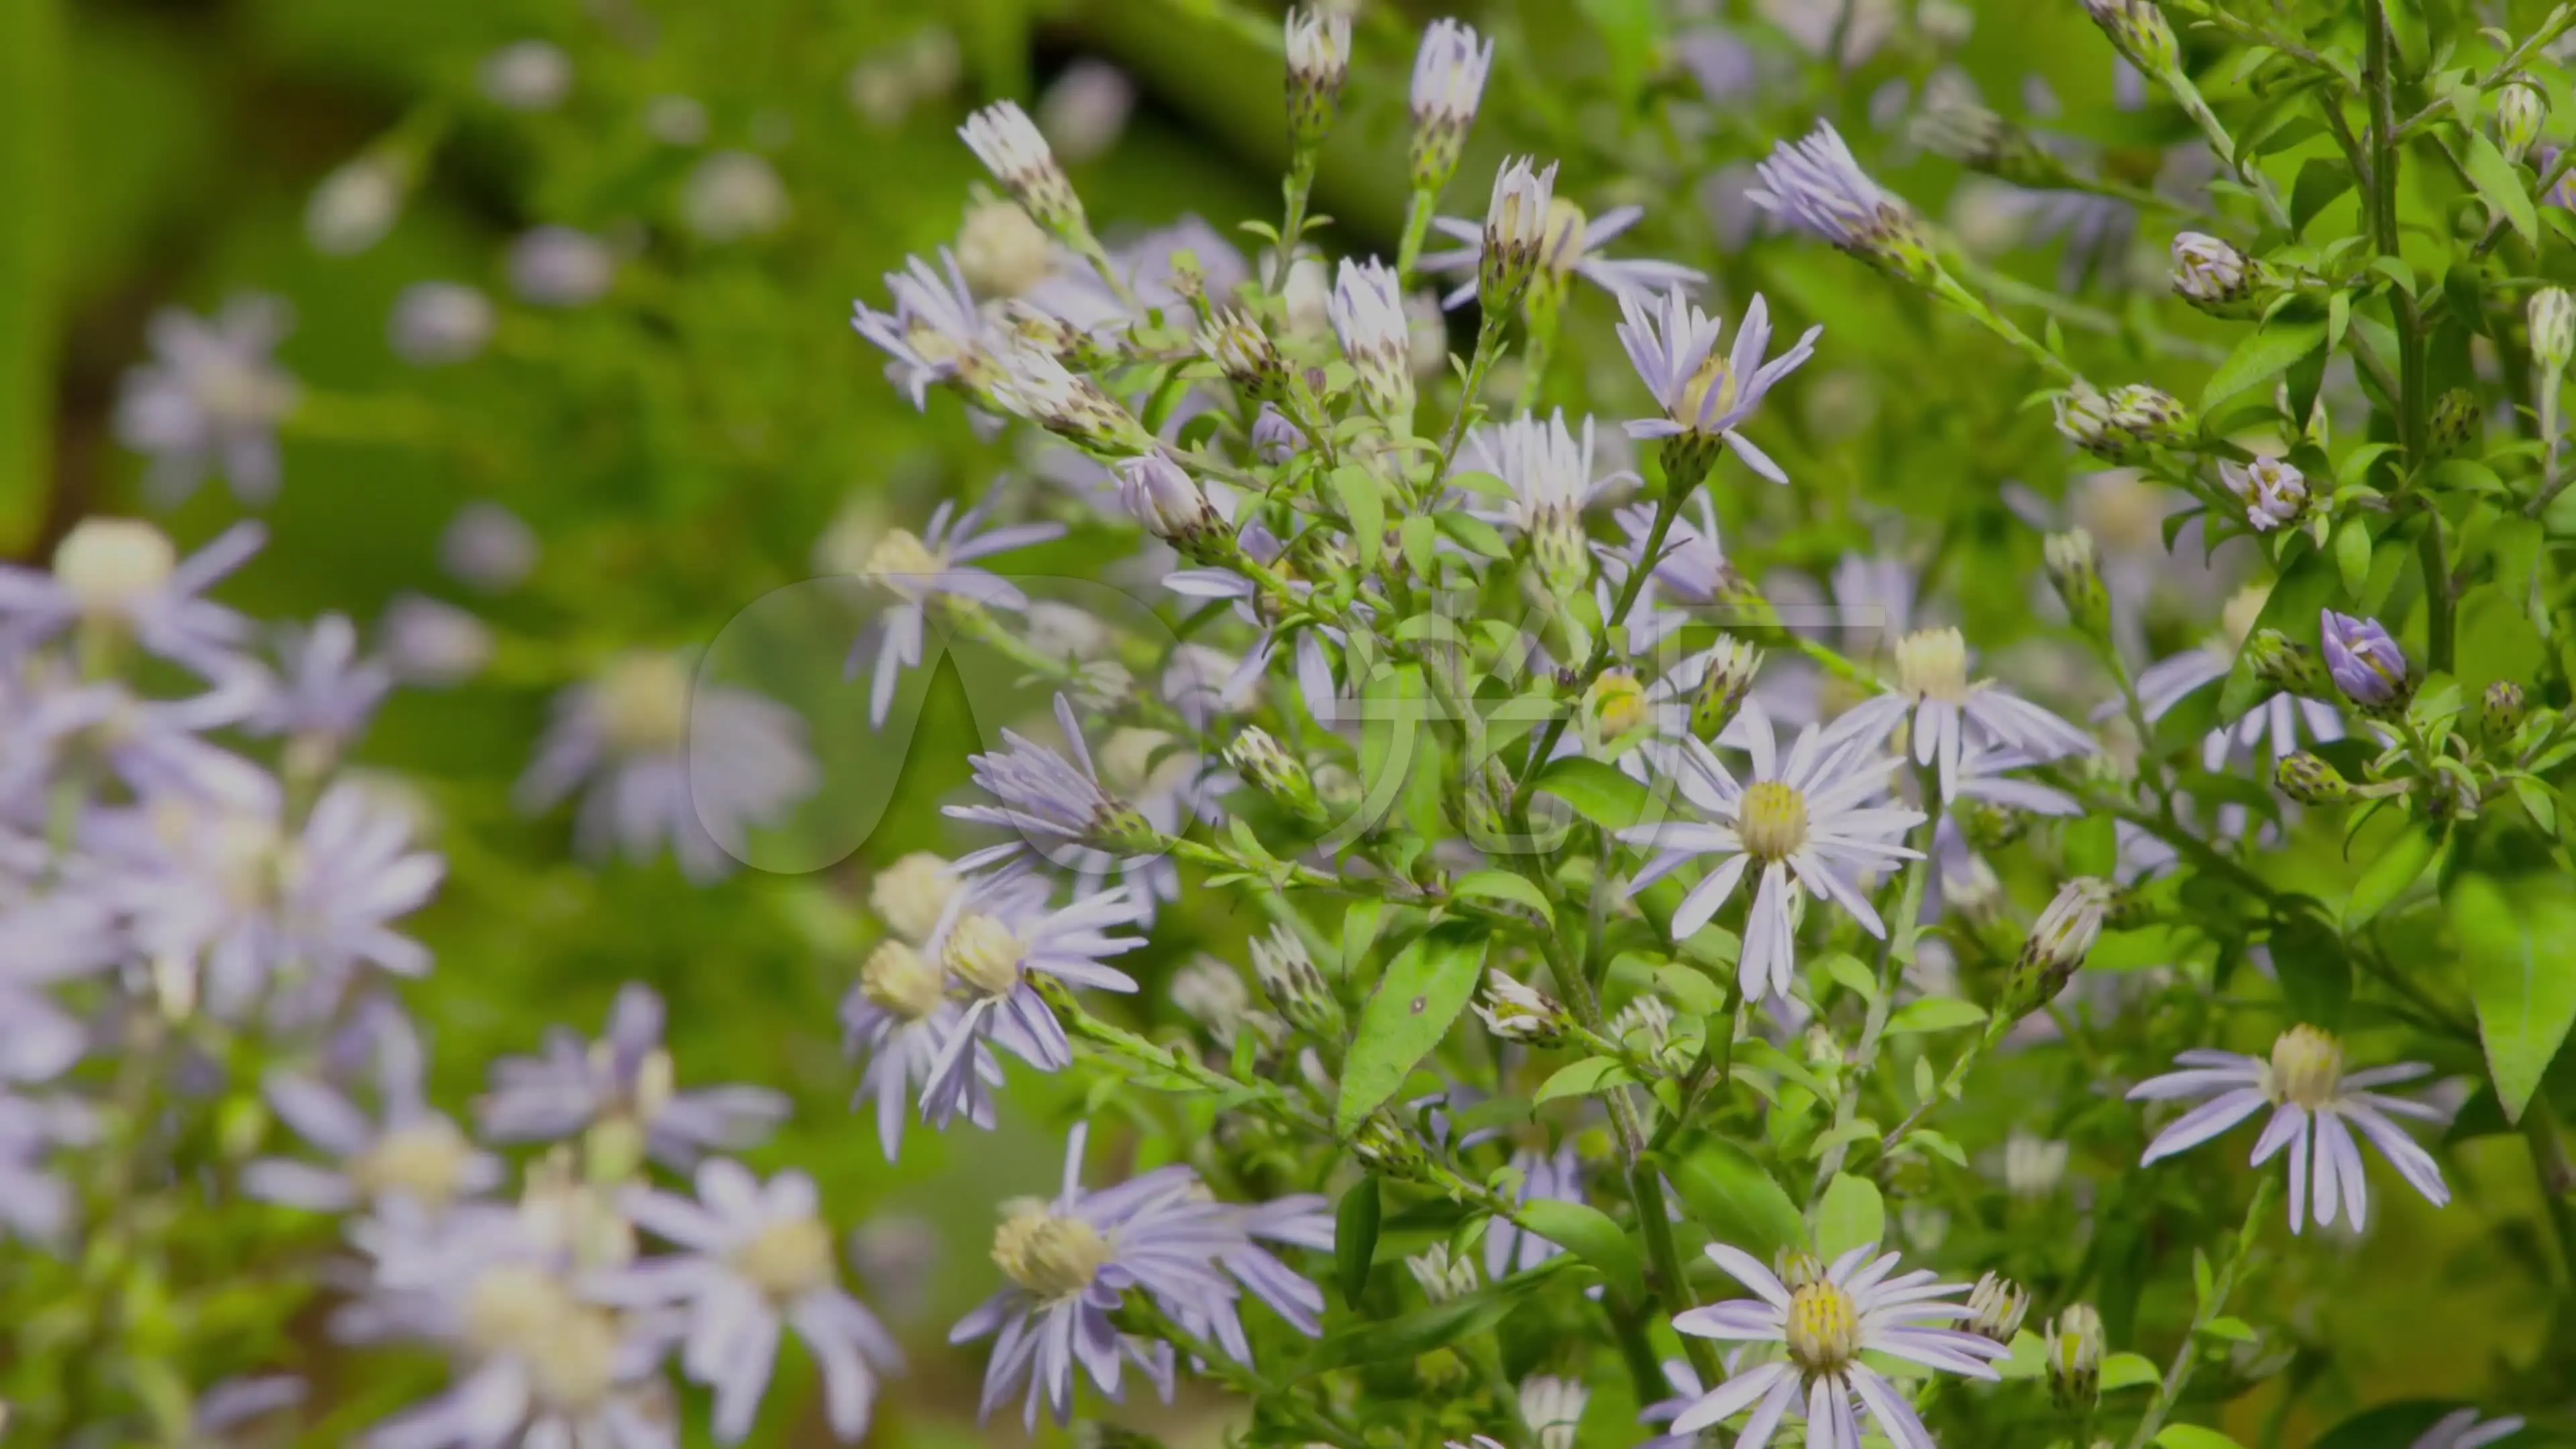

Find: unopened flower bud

[2044,529,2112,641]
[1956,799,2030,853]
[2497,80,2548,167]
[960,102,1085,238]
[1406,1242,1481,1303]
[1911,89,2065,188]
[1251,924,1344,1037]
[996,347,1158,453]
[1474,971,1566,1046]
[2483,680,2528,744]
[1197,309,1286,398]
[1690,637,1763,743]
[2046,1303,2106,1412]
[1968,1271,2031,1344]
[2005,877,2118,1020]
[1330,258,1416,424]
[2169,231,2259,312]
[2055,382,2191,463]
[957,198,1056,297]
[2244,628,2330,699]
[2275,751,2351,805]
[1227,726,1326,821]
[1352,1112,1429,1179]
[1284,6,1351,154]
[1114,454,1230,555]
[2535,288,2576,375]
[1582,669,1652,751]
[1479,158,1557,315]
[2430,387,2481,458]
[1251,403,1308,465]
[2320,608,2411,712]
[2080,0,2178,75]
[1409,19,1494,195]
[2217,456,2310,533]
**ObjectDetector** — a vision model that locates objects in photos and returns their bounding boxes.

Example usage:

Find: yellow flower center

[53,519,177,617]
[1894,627,1971,703]
[1587,669,1650,743]
[1680,351,1741,433]
[869,851,958,942]
[733,1215,837,1300]
[594,652,692,755]
[865,527,945,588]
[1738,781,1810,862]
[1539,197,1590,276]
[350,1117,478,1208]
[992,1205,1112,1299]
[943,912,1026,998]
[1785,1282,1863,1374]
[2267,1024,2344,1110]
[861,938,946,1021]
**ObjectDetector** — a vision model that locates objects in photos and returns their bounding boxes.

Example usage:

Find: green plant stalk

[2161,66,2292,229]
[1436,308,1513,478]
[2124,1177,2275,1449]
[1928,269,2082,382]
[1812,768,1936,1193]
[1397,189,1438,282]
[2521,1097,2576,1285]
[1875,1014,2009,1159]
[0,0,58,555]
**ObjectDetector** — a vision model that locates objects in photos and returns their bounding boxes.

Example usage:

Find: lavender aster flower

[478,983,789,1169]
[852,250,1003,409]
[516,650,818,881]
[603,1159,903,1442]
[916,869,1143,1127]
[1748,123,1932,279]
[844,934,999,1157]
[1666,1242,2008,1444]
[1422,201,1704,309]
[952,1124,1303,1426]
[2320,609,2410,709]
[851,496,1065,725]
[1615,287,1819,484]
[113,297,301,506]
[947,693,1161,866]
[1833,625,2095,798]
[0,518,262,678]
[1621,702,1925,1001]
[2131,1026,2451,1234]
[246,612,393,755]
[1485,1142,1583,1279]
[245,1010,500,1214]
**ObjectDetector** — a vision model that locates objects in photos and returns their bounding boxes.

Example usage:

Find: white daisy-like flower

[916,869,1144,1128]
[1614,288,1819,484]
[851,250,1002,409]
[1666,1242,2008,1447]
[1620,701,1923,1002]
[851,496,1065,725]
[113,297,301,506]
[2130,1025,2451,1234]
[1833,626,2095,798]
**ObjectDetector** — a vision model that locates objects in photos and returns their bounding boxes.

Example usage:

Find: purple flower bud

[2320,608,2409,708]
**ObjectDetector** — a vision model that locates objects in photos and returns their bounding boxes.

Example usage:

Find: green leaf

[2100,1351,2162,1391]
[1337,921,1491,1133]
[1814,1173,1885,1259]
[2451,873,2576,1121]
[1532,755,1658,830]
[2202,320,2328,413]
[2269,910,2352,1030]
[1656,1140,1807,1260]
[1517,1198,1643,1297]
[1330,466,1385,572]
[1451,867,1554,918]
[1534,1055,1639,1104]
[2462,129,2540,248]
[1340,898,1384,977]
[2332,516,2372,596]
[1293,1276,1545,1377]
[1885,997,1988,1034]
[1334,1177,1381,1309]
[2157,1426,2249,1449]
[1401,513,1437,578]
[2343,822,2438,930]
[2290,158,2355,236]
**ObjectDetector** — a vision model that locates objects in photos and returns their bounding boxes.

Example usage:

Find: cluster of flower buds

[2217,455,2314,535]
[2054,382,2193,463]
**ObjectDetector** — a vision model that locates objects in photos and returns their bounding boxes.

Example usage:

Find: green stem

[2124,1178,2274,1449]
[1812,768,1937,1193]
[2163,68,2292,228]
[1396,188,1438,282]
[2521,1097,2576,1283]
[1436,309,1512,479]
